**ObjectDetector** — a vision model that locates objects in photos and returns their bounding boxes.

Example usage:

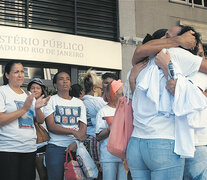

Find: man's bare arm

[129,61,148,94]
[132,31,196,65]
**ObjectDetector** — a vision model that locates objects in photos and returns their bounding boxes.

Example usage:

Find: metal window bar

[0,0,26,27]
[170,0,207,7]
[0,0,119,41]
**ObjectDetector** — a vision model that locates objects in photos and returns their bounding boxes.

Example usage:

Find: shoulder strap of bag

[66,150,74,163]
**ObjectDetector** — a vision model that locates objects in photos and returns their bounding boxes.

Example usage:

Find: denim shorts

[126,137,185,180]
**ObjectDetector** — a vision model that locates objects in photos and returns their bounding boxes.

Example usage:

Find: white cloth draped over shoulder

[133,52,207,158]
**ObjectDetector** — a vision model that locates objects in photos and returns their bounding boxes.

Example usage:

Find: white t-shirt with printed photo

[0,84,36,152]
[44,94,87,147]
[96,105,122,163]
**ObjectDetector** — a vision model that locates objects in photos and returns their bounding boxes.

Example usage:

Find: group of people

[0,24,207,180]
[70,70,127,180]
[126,25,207,180]
[0,62,127,180]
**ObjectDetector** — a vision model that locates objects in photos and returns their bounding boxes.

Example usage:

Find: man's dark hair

[178,25,201,55]
[102,73,118,81]
[140,29,168,62]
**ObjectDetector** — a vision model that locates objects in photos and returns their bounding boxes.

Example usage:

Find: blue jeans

[45,144,74,180]
[101,162,127,180]
[184,145,207,180]
[126,137,185,180]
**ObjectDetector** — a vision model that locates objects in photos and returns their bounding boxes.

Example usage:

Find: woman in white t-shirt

[0,60,49,180]
[96,80,127,180]
[44,71,87,180]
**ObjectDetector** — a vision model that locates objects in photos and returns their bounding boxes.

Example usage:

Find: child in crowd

[27,78,49,180]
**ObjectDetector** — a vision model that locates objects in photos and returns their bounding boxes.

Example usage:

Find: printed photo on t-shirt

[14,100,34,129]
[54,105,81,125]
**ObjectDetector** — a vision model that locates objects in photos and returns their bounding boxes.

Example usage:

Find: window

[0,0,119,41]
[49,68,58,80]
[170,0,207,8]
[24,67,29,77]
[0,0,26,26]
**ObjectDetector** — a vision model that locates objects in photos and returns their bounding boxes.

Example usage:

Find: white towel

[173,75,207,158]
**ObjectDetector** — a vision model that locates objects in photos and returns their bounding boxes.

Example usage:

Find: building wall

[119,0,137,81]
[135,0,207,37]
[119,0,207,82]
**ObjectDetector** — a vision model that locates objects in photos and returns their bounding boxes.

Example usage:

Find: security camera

[119,36,130,44]
[132,37,143,45]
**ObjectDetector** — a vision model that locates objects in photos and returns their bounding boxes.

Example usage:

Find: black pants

[0,151,36,180]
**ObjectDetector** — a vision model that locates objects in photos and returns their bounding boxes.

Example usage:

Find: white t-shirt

[168,47,202,77]
[189,72,207,146]
[96,105,122,163]
[44,94,87,147]
[0,84,36,152]
[132,47,202,140]
[83,95,107,137]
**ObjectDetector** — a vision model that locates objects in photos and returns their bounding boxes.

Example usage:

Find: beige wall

[135,0,207,37]
[119,0,137,82]
[119,0,207,82]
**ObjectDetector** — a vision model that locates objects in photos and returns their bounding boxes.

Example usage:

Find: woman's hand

[155,50,171,69]
[155,50,171,78]
[73,130,87,142]
[35,95,50,109]
[22,94,34,112]
[73,121,87,142]
[66,141,77,152]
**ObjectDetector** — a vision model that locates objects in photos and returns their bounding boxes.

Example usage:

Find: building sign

[0,25,122,70]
